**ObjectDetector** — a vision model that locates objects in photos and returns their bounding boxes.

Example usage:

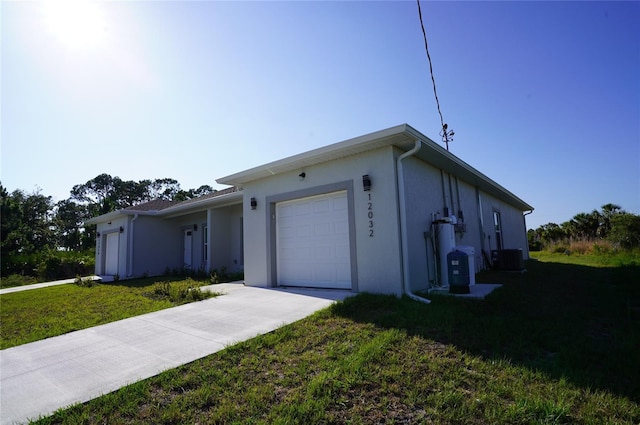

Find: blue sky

[2,0,638,229]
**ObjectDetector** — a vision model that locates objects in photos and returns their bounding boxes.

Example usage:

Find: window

[493,211,503,250]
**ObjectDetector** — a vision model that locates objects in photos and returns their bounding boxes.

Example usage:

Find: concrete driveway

[0,283,352,425]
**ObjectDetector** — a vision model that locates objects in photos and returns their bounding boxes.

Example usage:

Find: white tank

[456,245,476,286]
[436,222,455,287]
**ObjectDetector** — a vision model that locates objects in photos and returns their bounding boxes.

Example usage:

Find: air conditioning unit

[491,249,524,271]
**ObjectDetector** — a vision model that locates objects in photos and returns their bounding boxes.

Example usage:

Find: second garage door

[276,191,351,289]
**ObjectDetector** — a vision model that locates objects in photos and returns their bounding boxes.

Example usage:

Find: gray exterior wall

[92,202,243,279]
[209,204,244,273]
[396,149,530,293]
[242,146,405,295]
[168,211,207,272]
[478,192,530,260]
[95,216,129,278]
[131,216,180,277]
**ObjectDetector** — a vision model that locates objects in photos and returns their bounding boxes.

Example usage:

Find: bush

[148,279,209,304]
[1,250,94,281]
[74,275,100,288]
[0,274,38,289]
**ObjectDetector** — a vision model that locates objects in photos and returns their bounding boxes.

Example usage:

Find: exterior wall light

[119,226,124,233]
[250,197,257,210]
[96,232,101,237]
[362,174,372,191]
[193,224,198,231]
[299,172,306,180]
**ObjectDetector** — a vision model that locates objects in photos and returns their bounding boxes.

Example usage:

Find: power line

[417,0,454,150]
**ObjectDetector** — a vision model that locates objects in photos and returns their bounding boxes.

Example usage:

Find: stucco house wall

[208,204,244,273]
[131,216,180,277]
[479,192,530,258]
[88,124,531,294]
[241,145,405,295]
[95,216,128,278]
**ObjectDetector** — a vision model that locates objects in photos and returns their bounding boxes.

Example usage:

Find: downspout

[476,188,487,268]
[397,140,431,304]
[127,214,139,277]
[523,209,534,259]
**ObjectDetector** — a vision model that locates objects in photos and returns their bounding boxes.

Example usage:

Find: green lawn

[0,277,217,349]
[32,255,639,424]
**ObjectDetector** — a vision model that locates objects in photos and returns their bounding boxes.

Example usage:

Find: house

[85,188,244,279]
[87,124,533,296]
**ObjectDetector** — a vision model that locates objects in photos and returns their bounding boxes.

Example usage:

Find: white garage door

[276,191,351,289]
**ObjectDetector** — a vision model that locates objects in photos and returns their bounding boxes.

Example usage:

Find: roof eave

[157,190,244,218]
[216,124,415,186]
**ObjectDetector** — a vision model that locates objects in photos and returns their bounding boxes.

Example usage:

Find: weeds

[146,279,211,303]
[73,275,99,288]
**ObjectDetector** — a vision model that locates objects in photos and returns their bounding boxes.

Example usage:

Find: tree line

[528,203,640,251]
[1,174,216,278]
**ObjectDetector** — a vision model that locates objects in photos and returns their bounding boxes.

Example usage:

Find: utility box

[447,250,470,294]
[456,245,476,286]
[491,249,524,271]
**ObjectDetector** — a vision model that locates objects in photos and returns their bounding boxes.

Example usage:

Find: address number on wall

[367,193,374,237]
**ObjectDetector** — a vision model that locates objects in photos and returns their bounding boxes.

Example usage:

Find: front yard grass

[0,277,218,349]
[32,255,640,424]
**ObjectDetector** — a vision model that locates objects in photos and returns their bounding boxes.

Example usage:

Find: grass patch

[32,257,639,424]
[0,277,217,349]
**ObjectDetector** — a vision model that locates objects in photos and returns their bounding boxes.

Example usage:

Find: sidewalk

[0,283,352,425]
[0,276,100,295]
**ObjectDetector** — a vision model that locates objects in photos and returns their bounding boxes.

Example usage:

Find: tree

[71,173,119,216]
[54,199,89,251]
[609,213,640,249]
[175,184,216,202]
[0,187,56,255]
[567,212,600,240]
[142,178,182,201]
[597,203,624,238]
[538,222,566,242]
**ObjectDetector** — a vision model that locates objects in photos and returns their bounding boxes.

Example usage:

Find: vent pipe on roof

[397,139,431,304]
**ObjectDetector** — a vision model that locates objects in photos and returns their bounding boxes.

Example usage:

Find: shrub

[148,279,209,304]
[74,275,99,288]
[1,250,95,281]
[0,274,38,289]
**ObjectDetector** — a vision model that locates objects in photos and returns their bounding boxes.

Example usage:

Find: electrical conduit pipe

[397,139,431,304]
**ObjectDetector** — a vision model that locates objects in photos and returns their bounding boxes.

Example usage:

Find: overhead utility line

[416,0,454,151]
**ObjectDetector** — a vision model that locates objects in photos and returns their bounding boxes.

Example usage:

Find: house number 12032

[367,193,374,237]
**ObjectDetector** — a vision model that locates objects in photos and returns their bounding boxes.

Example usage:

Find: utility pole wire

[417,0,454,150]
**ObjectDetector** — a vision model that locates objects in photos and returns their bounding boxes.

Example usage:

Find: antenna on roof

[440,124,454,151]
[416,0,454,151]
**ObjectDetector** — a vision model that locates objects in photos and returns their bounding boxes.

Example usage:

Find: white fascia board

[216,124,417,185]
[157,190,243,218]
[220,122,532,212]
[83,209,159,226]
[405,127,534,211]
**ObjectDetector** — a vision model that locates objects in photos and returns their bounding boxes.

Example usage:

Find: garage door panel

[313,199,330,213]
[277,191,351,289]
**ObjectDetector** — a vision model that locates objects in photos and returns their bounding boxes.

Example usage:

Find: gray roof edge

[84,210,132,226]
[156,189,243,217]
[216,124,412,185]
[84,190,245,225]
[404,125,534,211]
[216,123,532,212]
